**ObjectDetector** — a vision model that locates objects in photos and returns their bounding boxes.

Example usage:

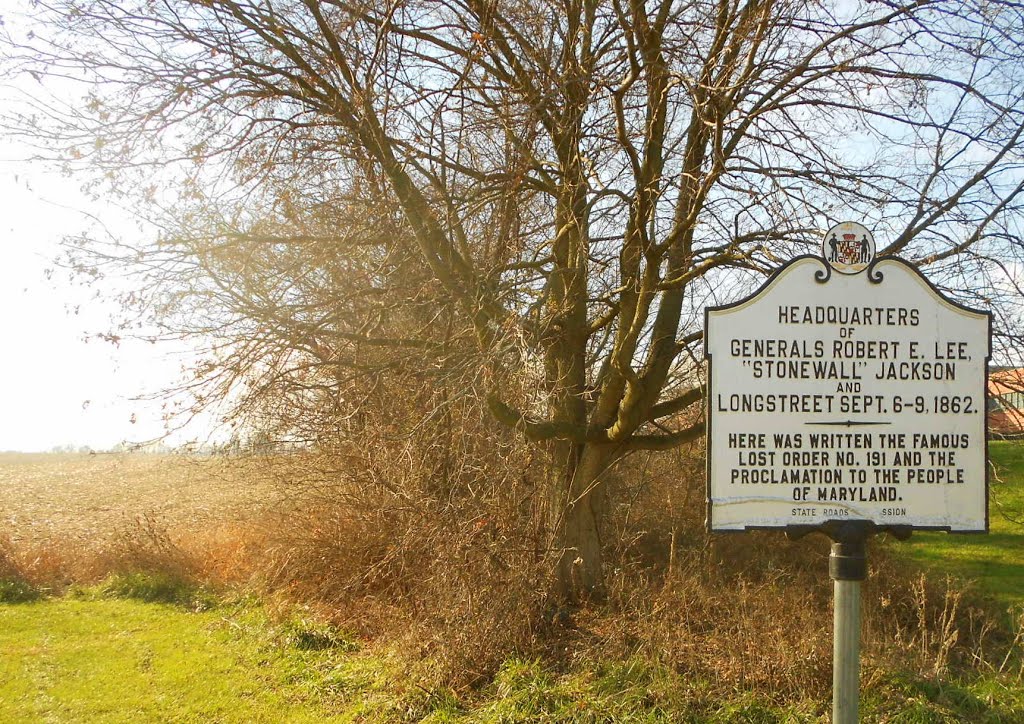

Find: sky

[0,2,196,452]
[0,139,200,452]
[0,0,223,452]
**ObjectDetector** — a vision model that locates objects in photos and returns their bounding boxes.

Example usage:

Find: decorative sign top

[823,221,875,276]
[705,235,990,534]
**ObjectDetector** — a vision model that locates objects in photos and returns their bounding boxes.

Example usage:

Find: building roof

[990,367,1024,396]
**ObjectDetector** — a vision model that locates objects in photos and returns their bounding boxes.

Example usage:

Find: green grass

[464,659,1023,723]
[2,582,1022,722]
[465,658,829,722]
[0,578,41,604]
[860,671,1024,723]
[0,577,462,724]
[900,441,1024,607]
[0,592,354,723]
[2,441,1022,723]
[90,571,219,609]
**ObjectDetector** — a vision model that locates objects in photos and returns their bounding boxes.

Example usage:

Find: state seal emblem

[823,221,875,275]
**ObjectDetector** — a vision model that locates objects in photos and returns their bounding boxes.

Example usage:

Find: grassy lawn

[900,441,1024,608]
[1,587,1021,723]
[0,593,353,723]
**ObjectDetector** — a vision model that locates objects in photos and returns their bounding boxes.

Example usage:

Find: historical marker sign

[706,223,990,533]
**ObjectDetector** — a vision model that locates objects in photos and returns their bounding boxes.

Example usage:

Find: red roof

[988,368,1024,434]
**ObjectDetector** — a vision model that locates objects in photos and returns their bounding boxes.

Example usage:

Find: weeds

[1,442,1022,714]
[93,571,217,610]
[999,607,1024,679]
[0,578,39,604]
[280,615,359,652]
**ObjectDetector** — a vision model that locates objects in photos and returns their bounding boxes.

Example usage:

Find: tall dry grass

[244,400,554,684]
[0,453,276,604]
[1,417,1020,698]
[218,404,1022,696]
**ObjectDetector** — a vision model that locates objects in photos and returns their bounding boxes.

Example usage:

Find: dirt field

[0,453,276,546]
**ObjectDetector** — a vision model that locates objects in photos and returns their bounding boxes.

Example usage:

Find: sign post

[829,526,868,724]
[704,222,990,719]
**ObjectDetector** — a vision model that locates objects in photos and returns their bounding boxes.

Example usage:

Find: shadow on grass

[864,671,1024,723]
[279,616,360,652]
[0,578,41,604]
[75,571,218,611]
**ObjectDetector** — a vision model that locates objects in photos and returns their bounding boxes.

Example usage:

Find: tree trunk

[550,441,612,601]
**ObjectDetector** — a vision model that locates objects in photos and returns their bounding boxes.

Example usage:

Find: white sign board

[706,240,990,533]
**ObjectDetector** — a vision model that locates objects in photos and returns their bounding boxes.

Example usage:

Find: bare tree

[4,0,1024,597]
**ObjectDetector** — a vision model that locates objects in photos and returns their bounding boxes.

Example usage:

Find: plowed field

[0,453,273,546]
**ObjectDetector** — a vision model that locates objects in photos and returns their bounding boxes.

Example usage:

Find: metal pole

[833,576,861,722]
[830,540,867,724]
